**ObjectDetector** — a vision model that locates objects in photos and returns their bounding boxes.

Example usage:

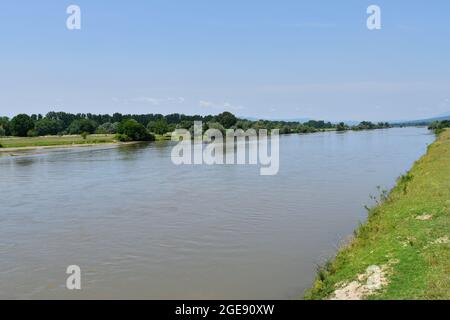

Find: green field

[305,130,450,300]
[0,134,172,149]
[0,134,117,149]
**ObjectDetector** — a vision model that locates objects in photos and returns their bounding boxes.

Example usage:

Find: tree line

[0,111,391,142]
[335,121,391,132]
[428,120,450,135]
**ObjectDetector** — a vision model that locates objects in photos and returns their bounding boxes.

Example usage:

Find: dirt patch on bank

[416,214,433,221]
[329,259,399,300]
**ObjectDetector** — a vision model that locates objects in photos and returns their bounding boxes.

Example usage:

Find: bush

[435,128,445,135]
[399,172,414,194]
[116,119,155,141]
[115,133,132,142]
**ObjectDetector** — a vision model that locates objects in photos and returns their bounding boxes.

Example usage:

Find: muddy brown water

[0,128,433,299]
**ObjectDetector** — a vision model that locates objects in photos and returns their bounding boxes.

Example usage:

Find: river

[0,127,434,299]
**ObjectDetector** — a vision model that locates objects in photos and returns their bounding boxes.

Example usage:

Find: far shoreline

[0,127,414,155]
[0,141,133,154]
[0,134,171,155]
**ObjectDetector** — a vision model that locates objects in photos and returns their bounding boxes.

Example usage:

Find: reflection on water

[0,128,433,299]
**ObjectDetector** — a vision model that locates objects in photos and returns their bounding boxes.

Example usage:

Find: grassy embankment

[305,129,450,300]
[0,134,171,150]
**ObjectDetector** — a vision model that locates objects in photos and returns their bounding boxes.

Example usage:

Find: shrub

[434,128,446,136]
[115,133,132,142]
[399,172,414,194]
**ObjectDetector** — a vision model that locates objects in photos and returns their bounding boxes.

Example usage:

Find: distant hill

[393,113,450,126]
[243,113,450,126]
[241,116,312,123]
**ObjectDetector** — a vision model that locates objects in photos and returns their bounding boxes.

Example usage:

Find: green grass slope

[305,130,450,300]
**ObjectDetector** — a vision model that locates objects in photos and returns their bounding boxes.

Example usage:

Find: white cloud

[134,97,161,105]
[199,100,244,111]
[113,96,185,106]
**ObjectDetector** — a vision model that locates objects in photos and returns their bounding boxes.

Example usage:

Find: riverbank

[0,134,171,152]
[305,129,450,300]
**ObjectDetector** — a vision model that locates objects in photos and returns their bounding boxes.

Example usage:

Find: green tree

[176,120,193,130]
[116,119,155,141]
[280,125,291,134]
[251,121,267,131]
[215,112,237,128]
[205,122,226,135]
[336,122,348,132]
[35,118,63,136]
[96,122,118,134]
[68,119,97,134]
[235,120,251,130]
[147,118,169,135]
[0,126,5,137]
[358,121,375,130]
[10,114,35,137]
[0,117,10,136]
[296,125,317,134]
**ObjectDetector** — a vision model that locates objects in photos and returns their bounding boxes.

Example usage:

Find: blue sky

[1,0,449,121]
